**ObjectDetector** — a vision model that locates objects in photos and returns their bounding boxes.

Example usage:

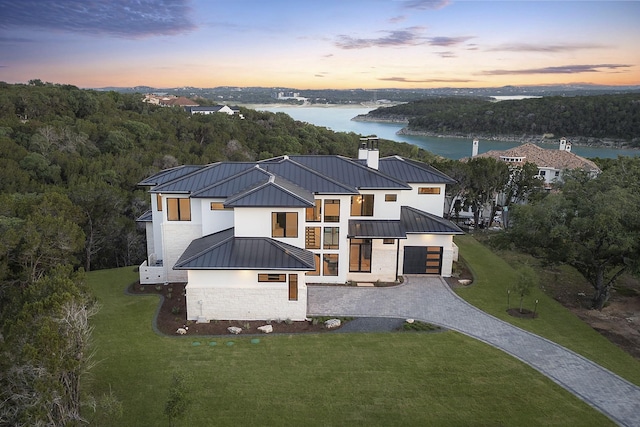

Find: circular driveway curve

[307,275,640,427]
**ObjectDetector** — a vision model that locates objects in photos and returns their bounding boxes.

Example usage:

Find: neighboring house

[473,138,601,188]
[185,105,235,115]
[137,139,463,321]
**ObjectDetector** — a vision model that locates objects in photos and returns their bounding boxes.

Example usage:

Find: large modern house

[137,139,463,322]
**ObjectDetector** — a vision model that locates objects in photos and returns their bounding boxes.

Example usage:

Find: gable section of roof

[401,206,464,234]
[286,155,411,190]
[152,162,255,193]
[378,156,456,184]
[259,157,358,194]
[138,165,205,186]
[191,166,271,198]
[174,229,315,270]
[224,173,315,207]
[136,210,152,222]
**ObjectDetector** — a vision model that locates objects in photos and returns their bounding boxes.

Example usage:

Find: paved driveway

[308,275,640,427]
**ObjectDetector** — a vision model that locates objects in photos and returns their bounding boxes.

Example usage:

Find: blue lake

[259,106,640,160]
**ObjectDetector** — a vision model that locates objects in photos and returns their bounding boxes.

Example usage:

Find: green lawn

[86,265,617,426]
[454,234,640,386]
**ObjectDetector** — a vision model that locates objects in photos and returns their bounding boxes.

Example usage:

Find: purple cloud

[487,43,604,53]
[0,0,196,38]
[428,36,474,47]
[335,27,427,49]
[480,64,632,75]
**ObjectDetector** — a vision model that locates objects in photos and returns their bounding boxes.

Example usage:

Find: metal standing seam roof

[401,206,464,234]
[190,166,272,198]
[138,165,206,186]
[285,155,412,190]
[378,156,456,184]
[135,210,153,222]
[259,158,359,195]
[174,228,316,270]
[150,162,256,193]
[223,174,315,207]
[348,220,407,239]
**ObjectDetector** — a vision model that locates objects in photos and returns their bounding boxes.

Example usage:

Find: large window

[351,195,374,216]
[272,212,298,237]
[349,239,372,272]
[305,227,321,249]
[323,227,339,249]
[323,254,338,276]
[324,199,340,222]
[167,198,191,221]
[306,200,321,222]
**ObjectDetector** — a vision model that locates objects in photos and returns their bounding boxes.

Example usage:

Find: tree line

[366,94,640,143]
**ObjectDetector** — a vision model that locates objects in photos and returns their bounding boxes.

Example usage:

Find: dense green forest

[366,95,640,144]
[0,81,436,273]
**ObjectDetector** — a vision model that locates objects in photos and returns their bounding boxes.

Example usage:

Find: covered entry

[403,246,443,275]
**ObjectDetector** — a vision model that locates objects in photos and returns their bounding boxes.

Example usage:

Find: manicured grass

[86,267,614,426]
[454,234,640,386]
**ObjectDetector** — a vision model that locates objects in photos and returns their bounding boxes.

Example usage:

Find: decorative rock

[405,319,415,324]
[324,318,341,329]
[176,327,187,335]
[458,279,472,286]
[257,325,273,333]
[227,326,242,334]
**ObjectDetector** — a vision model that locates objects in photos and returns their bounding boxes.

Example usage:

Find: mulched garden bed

[127,282,340,336]
[506,308,539,319]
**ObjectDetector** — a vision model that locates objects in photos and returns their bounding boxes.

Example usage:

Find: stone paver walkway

[307,275,640,427]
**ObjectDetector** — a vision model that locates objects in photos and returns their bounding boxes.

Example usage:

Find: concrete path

[307,275,640,427]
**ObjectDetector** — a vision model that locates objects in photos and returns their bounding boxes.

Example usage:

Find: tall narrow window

[288,274,298,301]
[323,227,339,249]
[350,195,374,216]
[324,199,340,222]
[306,254,321,276]
[167,198,191,221]
[305,227,321,249]
[156,194,163,211]
[306,200,321,222]
[349,239,372,272]
[323,254,338,276]
[272,212,298,238]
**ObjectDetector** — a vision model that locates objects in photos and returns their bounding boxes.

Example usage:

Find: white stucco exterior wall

[185,269,307,321]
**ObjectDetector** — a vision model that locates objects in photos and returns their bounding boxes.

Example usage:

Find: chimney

[358,136,379,169]
[559,137,567,151]
[472,139,479,157]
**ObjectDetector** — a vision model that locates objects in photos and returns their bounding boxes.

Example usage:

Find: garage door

[403,246,443,275]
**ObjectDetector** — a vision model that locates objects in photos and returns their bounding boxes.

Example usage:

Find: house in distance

[137,137,463,322]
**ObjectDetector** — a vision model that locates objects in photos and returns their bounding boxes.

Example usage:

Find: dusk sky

[1,0,639,89]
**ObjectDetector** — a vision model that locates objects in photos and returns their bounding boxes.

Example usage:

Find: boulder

[324,318,341,329]
[227,326,242,335]
[176,327,187,335]
[257,324,273,333]
[405,319,415,324]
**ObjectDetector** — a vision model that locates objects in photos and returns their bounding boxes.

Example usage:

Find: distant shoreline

[239,102,394,110]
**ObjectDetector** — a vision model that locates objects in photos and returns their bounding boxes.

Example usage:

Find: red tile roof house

[137,140,463,322]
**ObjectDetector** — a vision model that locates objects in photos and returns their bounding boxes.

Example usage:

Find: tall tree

[461,157,510,227]
[508,163,640,309]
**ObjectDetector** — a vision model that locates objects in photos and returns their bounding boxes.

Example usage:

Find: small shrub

[284,318,293,325]
[243,322,251,330]
[402,321,440,332]
[155,285,162,292]
[166,293,172,300]
[167,286,173,293]
[171,306,181,315]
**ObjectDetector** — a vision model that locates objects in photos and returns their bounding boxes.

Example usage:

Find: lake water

[259,106,640,160]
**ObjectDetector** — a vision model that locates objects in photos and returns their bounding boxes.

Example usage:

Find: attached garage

[403,246,443,275]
